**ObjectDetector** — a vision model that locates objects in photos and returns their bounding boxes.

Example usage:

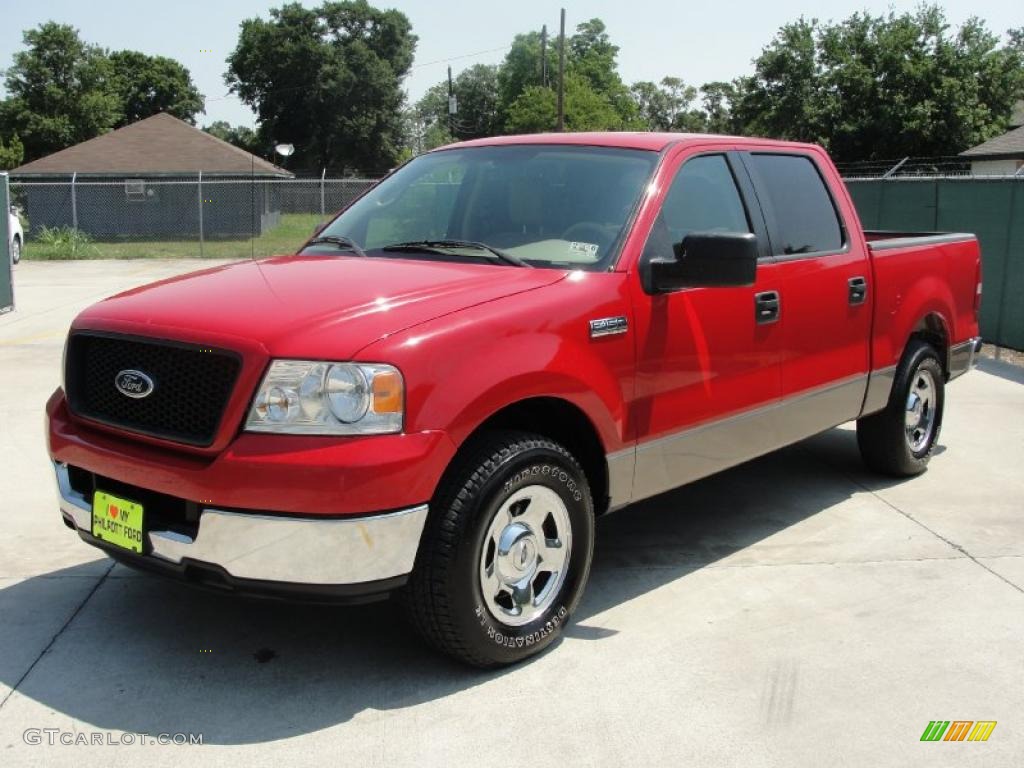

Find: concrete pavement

[1,259,1022,767]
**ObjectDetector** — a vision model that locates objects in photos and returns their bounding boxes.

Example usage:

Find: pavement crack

[0,560,115,712]
[805,446,1024,598]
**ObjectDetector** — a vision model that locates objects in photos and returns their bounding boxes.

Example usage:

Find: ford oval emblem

[114,369,155,399]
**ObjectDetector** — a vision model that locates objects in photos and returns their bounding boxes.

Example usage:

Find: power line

[411,44,511,70]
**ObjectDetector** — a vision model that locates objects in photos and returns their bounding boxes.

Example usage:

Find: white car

[9,206,23,264]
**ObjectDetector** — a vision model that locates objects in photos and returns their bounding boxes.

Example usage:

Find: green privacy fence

[844,177,1024,350]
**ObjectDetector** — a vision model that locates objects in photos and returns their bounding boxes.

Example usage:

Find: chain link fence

[9,177,379,260]
[835,155,1024,180]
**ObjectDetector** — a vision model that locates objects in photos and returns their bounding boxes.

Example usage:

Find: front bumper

[948,336,983,381]
[55,461,428,600]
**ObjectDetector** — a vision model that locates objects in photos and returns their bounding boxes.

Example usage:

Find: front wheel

[857,339,945,476]
[402,431,594,667]
[10,236,21,265]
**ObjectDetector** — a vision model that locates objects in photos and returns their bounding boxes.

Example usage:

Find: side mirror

[648,231,758,293]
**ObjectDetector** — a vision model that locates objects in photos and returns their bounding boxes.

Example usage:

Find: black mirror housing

[648,231,758,293]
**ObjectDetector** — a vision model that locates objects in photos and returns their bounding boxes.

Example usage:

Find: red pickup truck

[47,133,982,667]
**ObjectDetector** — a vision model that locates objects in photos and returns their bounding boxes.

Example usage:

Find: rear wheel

[10,235,21,265]
[402,431,594,667]
[857,339,945,476]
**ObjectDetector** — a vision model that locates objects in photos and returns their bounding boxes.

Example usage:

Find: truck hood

[74,255,568,358]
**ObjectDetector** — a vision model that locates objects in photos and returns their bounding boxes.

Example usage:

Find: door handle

[754,291,780,324]
[848,276,867,305]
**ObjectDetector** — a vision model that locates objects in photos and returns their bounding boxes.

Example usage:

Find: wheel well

[461,397,610,516]
[909,314,948,374]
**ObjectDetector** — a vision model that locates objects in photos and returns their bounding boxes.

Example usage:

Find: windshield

[314,144,659,270]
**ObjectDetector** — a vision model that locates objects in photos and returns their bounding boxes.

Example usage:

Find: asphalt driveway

[1,260,1022,767]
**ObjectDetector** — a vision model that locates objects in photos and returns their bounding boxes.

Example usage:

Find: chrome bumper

[54,462,427,586]
[948,336,983,381]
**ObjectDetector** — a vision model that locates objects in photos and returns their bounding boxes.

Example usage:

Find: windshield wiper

[381,239,531,268]
[304,235,367,258]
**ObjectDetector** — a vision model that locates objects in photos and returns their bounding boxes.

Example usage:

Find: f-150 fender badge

[589,316,628,338]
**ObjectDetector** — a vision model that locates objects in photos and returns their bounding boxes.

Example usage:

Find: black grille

[65,333,241,446]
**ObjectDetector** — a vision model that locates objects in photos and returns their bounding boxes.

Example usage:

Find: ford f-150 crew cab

[47,132,983,667]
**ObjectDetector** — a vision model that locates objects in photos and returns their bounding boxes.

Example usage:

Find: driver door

[627,148,783,502]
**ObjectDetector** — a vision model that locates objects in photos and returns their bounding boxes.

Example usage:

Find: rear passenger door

[739,151,871,440]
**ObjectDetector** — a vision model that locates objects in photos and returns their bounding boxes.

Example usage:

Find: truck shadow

[1,425,912,744]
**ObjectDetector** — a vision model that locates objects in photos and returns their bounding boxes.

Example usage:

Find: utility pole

[556,9,566,132]
[447,65,457,138]
[540,25,548,87]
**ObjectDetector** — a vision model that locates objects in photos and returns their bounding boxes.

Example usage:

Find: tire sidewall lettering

[474,603,569,649]
[503,463,582,503]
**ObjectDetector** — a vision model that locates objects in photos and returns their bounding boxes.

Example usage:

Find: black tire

[402,430,594,668]
[11,235,21,265]
[857,339,945,476]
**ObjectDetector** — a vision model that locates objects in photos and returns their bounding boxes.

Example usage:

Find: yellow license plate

[92,491,145,554]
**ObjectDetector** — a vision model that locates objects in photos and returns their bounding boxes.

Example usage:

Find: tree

[506,74,623,133]
[109,51,204,127]
[700,81,742,134]
[734,7,1024,159]
[495,19,639,133]
[630,77,705,132]
[0,134,24,170]
[497,31,556,116]
[568,18,637,124]
[203,121,259,153]
[225,0,417,173]
[415,64,501,141]
[0,23,120,162]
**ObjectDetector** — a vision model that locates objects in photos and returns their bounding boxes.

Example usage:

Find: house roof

[10,113,291,177]
[960,124,1024,160]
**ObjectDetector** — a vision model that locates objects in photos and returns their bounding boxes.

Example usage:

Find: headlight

[246,360,403,435]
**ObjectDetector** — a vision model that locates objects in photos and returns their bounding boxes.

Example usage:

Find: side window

[748,154,843,255]
[644,154,750,261]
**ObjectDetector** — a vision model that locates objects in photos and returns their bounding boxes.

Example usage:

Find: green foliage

[225,0,417,174]
[24,214,320,260]
[415,64,501,141]
[506,74,624,133]
[631,78,705,132]
[109,51,204,127]
[0,134,24,170]
[567,19,637,125]
[734,6,1024,159]
[419,17,640,140]
[33,226,98,259]
[203,121,259,153]
[0,23,121,162]
[496,31,557,114]
[700,82,741,134]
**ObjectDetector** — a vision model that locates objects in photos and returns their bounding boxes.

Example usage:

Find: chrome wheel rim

[10,238,19,264]
[479,485,572,627]
[905,367,937,453]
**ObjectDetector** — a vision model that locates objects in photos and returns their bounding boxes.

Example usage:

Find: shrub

[33,226,98,259]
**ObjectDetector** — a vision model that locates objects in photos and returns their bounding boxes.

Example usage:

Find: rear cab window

[745,153,845,257]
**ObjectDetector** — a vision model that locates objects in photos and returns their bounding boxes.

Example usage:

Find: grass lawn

[23,214,321,261]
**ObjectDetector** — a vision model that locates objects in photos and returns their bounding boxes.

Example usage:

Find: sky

[1,0,1020,129]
